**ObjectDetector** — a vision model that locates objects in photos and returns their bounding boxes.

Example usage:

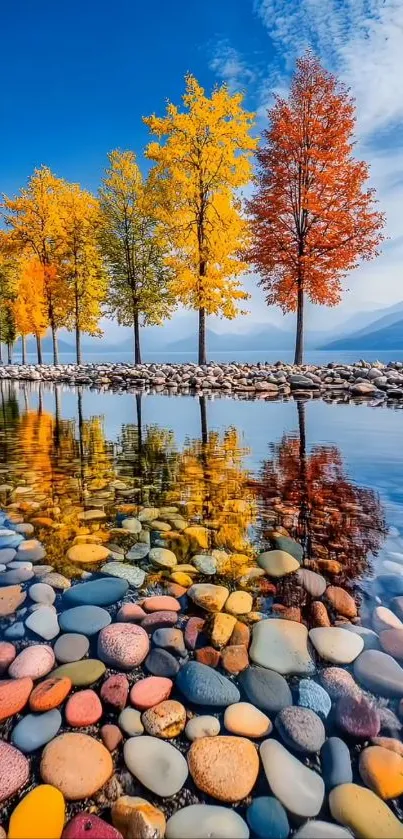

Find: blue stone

[59,605,111,635]
[4,621,25,639]
[379,575,403,596]
[247,797,289,839]
[320,737,352,791]
[272,535,303,564]
[239,666,292,714]
[176,661,240,707]
[298,679,331,719]
[11,709,62,753]
[0,531,24,549]
[62,577,128,606]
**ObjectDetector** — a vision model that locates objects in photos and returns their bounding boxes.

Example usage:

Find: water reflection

[0,382,387,596]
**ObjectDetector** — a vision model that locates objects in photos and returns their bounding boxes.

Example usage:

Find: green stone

[272,536,304,564]
[51,658,106,686]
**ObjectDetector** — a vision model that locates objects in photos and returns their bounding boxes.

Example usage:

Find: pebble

[342,624,380,650]
[100,562,145,587]
[0,740,30,803]
[325,586,357,618]
[246,797,289,839]
[239,666,292,713]
[153,627,186,657]
[25,605,60,640]
[9,644,55,679]
[276,706,325,752]
[66,544,110,564]
[320,737,353,790]
[294,822,354,839]
[309,626,364,663]
[145,648,180,677]
[359,745,403,799]
[221,644,249,674]
[258,549,300,577]
[260,739,325,818]
[230,620,250,647]
[329,782,403,838]
[62,577,128,606]
[4,621,25,640]
[193,555,216,575]
[0,676,34,721]
[354,649,403,696]
[101,724,123,752]
[320,666,360,699]
[379,628,403,658]
[149,547,177,569]
[372,605,403,632]
[130,676,173,709]
[311,601,331,627]
[11,708,62,752]
[143,595,181,612]
[188,735,259,802]
[296,568,326,597]
[123,735,188,796]
[53,634,90,663]
[372,736,403,755]
[185,715,221,741]
[187,583,229,612]
[225,591,253,615]
[8,784,65,839]
[224,702,271,737]
[121,516,141,533]
[126,543,150,561]
[250,619,315,674]
[116,603,146,622]
[30,677,72,711]
[98,623,149,669]
[100,674,129,710]
[195,646,221,668]
[210,612,237,647]
[165,804,249,839]
[142,699,186,738]
[0,584,26,616]
[112,795,165,839]
[298,679,331,719]
[42,572,71,590]
[17,539,45,561]
[62,814,122,839]
[141,610,178,632]
[59,605,111,635]
[176,661,240,706]
[40,732,113,799]
[65,689,103,726]
[51,659,106,686]
[0,640,16,673]
[28,582,56,605]
[184,616,205,650]
[118,707,144,736]
[336,694,380,738]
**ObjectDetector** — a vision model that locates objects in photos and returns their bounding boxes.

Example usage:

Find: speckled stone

[188,736,259,802]
[320,667,361,699]
[141,611,178,632]
[149,547,177,569]
[0,677,33,721]
[40,732,113,800]
[100,562,145,587]
[111,796,165,839]
[100,674,129,710]
[276,706,325,753]
[65,689,103,726]
[298,679,332,719]
[9,644,55,679]
[336,694,380,738]
[0,741,30,803]
[176,661,240,707]
[142,700,186,738]
[98,623,149,669]
[62,814,122,839]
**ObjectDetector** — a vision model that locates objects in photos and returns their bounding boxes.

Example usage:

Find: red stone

[221,644,249,674]
[185,616,205,650]
[130,676,172,710]
[65,689,103,726]
[229,621,250,648]
[100,674,129,710]
[141,611,178,632]
[0,641,16,675]
[311,601,331,627]
[165,582,187,598]
[62,814,123,839]
[195,647,221,668]
[0,677,33,722]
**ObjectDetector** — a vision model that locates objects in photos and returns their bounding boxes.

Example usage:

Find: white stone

[309,627,364,664]
[260,739,325,818]
[185,716,221,741]
[294,821,354,839]
[166,805,249,839]
[28,582,56,605]
[250,619,315,675]
[25,605,59,640]
[124,735,188,796]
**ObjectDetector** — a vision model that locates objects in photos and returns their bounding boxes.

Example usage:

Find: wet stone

[354,648,403,696]
[185,715,221,741]
[336,693,380,738]
[124,735,188,797]
[165,804,249,839]
[152,627,186,657]
[239,665,293,713]
[100,674,129,710]
[246,797,290,839]
[0,741,30,804]
[188,735,259,803]
[176,661,240,707]
[118,707,144,736]
[62,814,122,839]
[260,739,325,819]
[63,577,128,606]
[9,644,55,679]
[53,633,90,663]
[130,675,173,710]
[98,623,149,669]
[25,605,60,640]
[51,659,106,686]
[141,610,178,632]
[100,562,145,587]
[298,678,332,719]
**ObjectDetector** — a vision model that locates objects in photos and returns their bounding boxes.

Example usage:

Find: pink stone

[9,644,55,680]
[116,603,146,622]
[141,611,178,633]
[130,676,173,710]
[0,641,16,675]
[62,814,123,839]
[185,616,205,650]
[142,595,181,613]
[101,724,123,752]
[97,623,149,669]
[100,674,129,710]
[0,741,30,803]
[65,689,103,727]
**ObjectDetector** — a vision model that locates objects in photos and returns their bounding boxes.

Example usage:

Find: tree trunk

[0,337,3,364]
[75,326,82,365]
[294,276,304,365]
[199,394,208,447]
[21,335,26,365]
[297,400,311,559]
[7,343,12,364]
[36,334,43,365]
[133,309,141,365]
[198,307,206,365]
[51,325,59,365]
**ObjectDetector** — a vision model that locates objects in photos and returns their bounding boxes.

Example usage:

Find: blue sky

[2,0,403,334]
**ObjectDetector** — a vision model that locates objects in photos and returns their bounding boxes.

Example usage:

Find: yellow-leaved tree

[99,149,174,364]
[144,75,256,364]
[12,257,49,363]
[58,182,107,363]
[2,166,68,363]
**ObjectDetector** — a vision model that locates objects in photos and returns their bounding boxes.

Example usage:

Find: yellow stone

[170,572,193,587]
[210,613,237,648]
[329,783,403,839]
[184,526,209,550]
[225,591,253,616]
[66,543,110,564]
[8,785,65,839]
[112,795,166,839]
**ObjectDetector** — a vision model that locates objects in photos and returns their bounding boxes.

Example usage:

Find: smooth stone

[272,535,303,563]
[246,797,289,839]
[239,666,292,713]
[11,708,62,753]
[8,784,65,839]
[0,741,30,803]
[130,676,173,709]
[354,649,403,696]
[329,783,403,838]
[372,605,403,632]
[142,699,186,738]
[224,702,271,738]
[9,645,55,679]
[325,586,357,618]
[98,623,149,669]
[260,740,325,818]
[33,566,54,577]
[101,724,123,752]
[29,677,72,711]
[359,745,403,799]
[336,694,380,738]
[62,814,122,839]
[121,516,141,533]
[153,627,186,657]
[0,547,16,564]
[380,628,403,658]
[187,582,230,614]
[8,560,33,570]
[51,659,106,686]
[138,506,160,521]
[118,707,144,736]
[143,595,181,612]
[320,737,353,790]
[391,595,403,620]
[210,612,237,648]
[185,715,221,741]
[309,627,363,663]
[59,605,111,635]
[42,572,71,590]
[145,648,179,678]
[100,674,129,710]
[250,619,315,675]
[298,679,332,719]
[141,610,178,632]
[0,677,33,721]
[4,621,25,639]
[17,539,45,561]
[379,574,403,596]
[126,543,150,561]
[25,605,60,640]
[28,582,55,605]
[188,735,259,802]
[0,640,16,674]
[65,689,102,726]
[0,584,26,616]
[225,590,253,615]
[53,634,90,663]
[149,547,177,569]
[166,804,249,839]
[124,735,188,796]
[258,550,300,577]
[63,577,128,606]
[372,736,403,755]
[193,555,217,575]
[296,568,326,597]
[117,603,146,622]
[41,732,113,800]
[67,544,109,564]
[0,568,34,585]
[176,661,240,706]
[342,624,380,650]
[100,562,145,587]
[276,706,325,752]
[294,822,353,839]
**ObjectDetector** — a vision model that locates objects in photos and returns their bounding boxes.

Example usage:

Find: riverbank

[0,359,403,400]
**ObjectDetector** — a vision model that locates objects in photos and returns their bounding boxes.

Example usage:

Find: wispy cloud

[209,40,257,92]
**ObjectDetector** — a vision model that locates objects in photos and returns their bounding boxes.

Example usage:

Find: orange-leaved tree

[13,257,49,363]
[247,53,385,364]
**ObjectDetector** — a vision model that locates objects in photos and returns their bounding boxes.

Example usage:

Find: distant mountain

[321,302,403,350]
[166,326,295,353]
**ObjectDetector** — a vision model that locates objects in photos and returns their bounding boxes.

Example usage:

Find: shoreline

[0,359,403,400]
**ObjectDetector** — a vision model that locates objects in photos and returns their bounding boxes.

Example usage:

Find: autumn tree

[0,238,18,364]
[144,75,256,364]
[2,165,68,364]
[99,150,173,364]
[59,183,107,363]
[13,257,48,363]
[247,53,385,364]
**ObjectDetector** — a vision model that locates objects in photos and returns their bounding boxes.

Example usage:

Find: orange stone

[0,677,33,721]
[359,745,403,799]
[317,560,343,575]
[311,601,331,627]
[372,737,403,757]
[221,645,249,675]
[0,585,26,617]
[229,621,250,648]
[65,689,102,726]
[326,586,357,618]
[195,647,221,668]
[271,605,301,622]
[29,677,72,712]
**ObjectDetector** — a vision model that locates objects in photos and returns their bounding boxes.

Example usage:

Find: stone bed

[1,360,403,400]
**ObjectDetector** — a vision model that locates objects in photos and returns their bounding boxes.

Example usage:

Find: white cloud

[209,41,257,92]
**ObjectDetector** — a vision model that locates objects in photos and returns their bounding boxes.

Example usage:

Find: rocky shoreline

[1,360,403,400]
